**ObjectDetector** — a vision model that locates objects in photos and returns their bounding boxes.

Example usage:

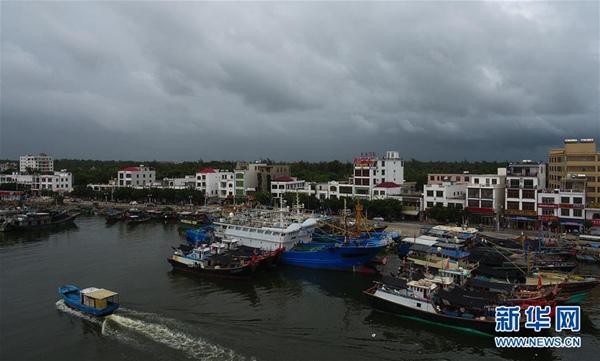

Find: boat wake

[56,300,248,361]
[55,299,102,325]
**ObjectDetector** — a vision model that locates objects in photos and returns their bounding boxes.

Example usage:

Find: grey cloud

[1,1,598,162]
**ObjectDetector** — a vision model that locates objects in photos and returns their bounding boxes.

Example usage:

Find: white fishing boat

[212,201,320,251]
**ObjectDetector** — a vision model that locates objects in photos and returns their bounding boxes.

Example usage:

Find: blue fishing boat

[185,226,214,244]
[280,236,390,271]
[281,200,392,271]
[58,285,119,317]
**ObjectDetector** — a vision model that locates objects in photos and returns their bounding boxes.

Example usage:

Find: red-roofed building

[195,169,235,198]
[197,168,216,174]
[353,150,404,199]
[373,181,402,199]
[118,165,155,187]
[272,175,294,182]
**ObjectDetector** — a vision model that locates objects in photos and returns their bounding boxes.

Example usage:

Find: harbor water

[1,217,600,361]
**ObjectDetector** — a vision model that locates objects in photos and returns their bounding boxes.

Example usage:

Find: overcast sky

[1,1,598,162]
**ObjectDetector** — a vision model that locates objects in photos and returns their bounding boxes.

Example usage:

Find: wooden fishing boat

[58,285,119,317]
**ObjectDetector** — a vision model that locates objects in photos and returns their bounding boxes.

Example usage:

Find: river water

[1,217,599,361]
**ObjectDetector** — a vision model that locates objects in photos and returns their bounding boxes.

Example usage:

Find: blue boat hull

[281,243,385,271]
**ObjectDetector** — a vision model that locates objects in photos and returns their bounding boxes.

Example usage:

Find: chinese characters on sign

[495,305,580,332]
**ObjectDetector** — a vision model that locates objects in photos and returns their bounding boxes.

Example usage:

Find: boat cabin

[80,287,119,309]
[406,279,437,300]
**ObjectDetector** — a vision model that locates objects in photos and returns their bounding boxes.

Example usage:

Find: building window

[573,209,582,217]
[560,208,570,217]
[427,202,434,207]
[481,200,493,208]
[464,176,469,181]
[492,179,497,185]
[542,208,554,216]
[542,197,554,204]
[430,176,434,181]
[524,179,534,189]
[573,197,582,204]
[522,190,535,199]
[436,191,443,197]
[522,202,535,211]
[474,178,479,184]
[507,201,519,210]
[560,197,570,204]
[507,189,519,198]
[427,190,433,197]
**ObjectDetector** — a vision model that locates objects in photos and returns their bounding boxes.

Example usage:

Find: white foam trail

[55,299,102,325]
[103,314,245,361]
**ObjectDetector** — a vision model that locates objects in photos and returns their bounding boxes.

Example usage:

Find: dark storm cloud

[1,1,598,161]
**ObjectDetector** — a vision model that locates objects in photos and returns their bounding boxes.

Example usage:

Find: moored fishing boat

[167,241,283,278]
[125,209,151,225]
[1,210,79,232]
[280,236,391,271]
[364,277,507,335]
[58,285,119,317]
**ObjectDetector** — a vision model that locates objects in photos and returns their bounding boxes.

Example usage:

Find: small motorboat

[58,285,119,316]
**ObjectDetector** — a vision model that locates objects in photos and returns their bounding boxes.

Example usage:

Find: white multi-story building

[372,182,403,200]
[537,189,586,232]
[423,182,466,210]
[164,175,196,189]
[504,161,546,229]
[195,168,220,197]
[217,171,235,199]
[353,151,404,199]
[117,165,155,187]
[427,172,471,185]
[19,154,54,173]
[466,168,506,225]
[1,170,72,192]
[270,176,316,199]
[315,180,354,200]
[33,170,73,192]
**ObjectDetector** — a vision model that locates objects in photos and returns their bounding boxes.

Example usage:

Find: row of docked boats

[0,209,79,232]
[105,207,212,227]
[366,224,600,334]
[167,200,398,277]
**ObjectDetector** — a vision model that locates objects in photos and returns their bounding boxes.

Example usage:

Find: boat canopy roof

[81,288,118,300]
[400,236,438,247]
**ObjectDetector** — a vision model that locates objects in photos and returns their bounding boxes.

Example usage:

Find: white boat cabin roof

[81,287,118,300]
[407,279,438,291]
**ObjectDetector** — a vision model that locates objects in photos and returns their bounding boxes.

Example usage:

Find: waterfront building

[465,168,506,225]
[0,171,72,192]
[271,176,315,199]
[504,160,547,230]
[423,181,466,210]
[33,170,73,192]
[117,165,155,187]
[19,154,54,173]
[234,162,291,194]
[195,168,219,197]
[234,169,250,198]
[537,188,586,232]
[352,151,404,199]
[549,138,600,207]
[372,182,403,200]
[427,172,471,185]
[164,175,196,190]
[315,180,354,200]
[217,171,235,199]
